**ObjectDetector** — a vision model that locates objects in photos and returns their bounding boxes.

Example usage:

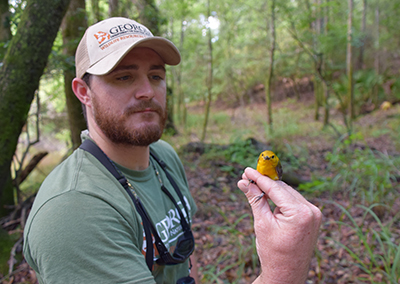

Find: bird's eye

[271,155,275,158]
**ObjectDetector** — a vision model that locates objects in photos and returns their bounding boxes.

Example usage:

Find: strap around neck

[79,139,154,271]
[149,151,191,224]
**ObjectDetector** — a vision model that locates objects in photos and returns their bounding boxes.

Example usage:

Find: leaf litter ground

[182,140,400,284]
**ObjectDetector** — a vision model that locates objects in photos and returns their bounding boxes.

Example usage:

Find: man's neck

[88,128,150,171]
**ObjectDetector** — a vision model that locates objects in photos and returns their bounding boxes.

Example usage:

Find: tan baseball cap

[75,17,181,78]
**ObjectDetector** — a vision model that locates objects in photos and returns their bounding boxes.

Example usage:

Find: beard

[91,96,167,146]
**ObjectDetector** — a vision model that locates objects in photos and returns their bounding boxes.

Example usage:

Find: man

[23,17,322,284]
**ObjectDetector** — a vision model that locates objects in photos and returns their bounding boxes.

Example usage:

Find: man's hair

[81,73,92,124]
[82,72,92,88]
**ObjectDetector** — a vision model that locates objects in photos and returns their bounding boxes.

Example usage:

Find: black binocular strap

[149,152,191,226]
[79,139,154,271]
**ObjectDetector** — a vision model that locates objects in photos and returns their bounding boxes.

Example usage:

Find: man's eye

[117,75,131,81]
[151,74,164,81]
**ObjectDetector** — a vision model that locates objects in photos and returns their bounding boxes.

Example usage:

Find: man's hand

[237,167,322,284]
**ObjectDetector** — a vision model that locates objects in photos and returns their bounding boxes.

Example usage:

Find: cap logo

[93,22,153,51]
[94,31,110,44]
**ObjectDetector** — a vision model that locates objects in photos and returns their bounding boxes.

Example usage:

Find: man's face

[88,47,167,146]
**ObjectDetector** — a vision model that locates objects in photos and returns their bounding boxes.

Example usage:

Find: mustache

[123,101,164,116]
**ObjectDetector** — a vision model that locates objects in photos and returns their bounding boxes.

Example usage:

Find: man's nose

[135,77,155,100]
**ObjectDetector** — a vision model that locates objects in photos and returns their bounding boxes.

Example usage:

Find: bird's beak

[263,156,270,161]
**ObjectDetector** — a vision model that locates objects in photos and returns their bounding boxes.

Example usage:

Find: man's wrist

[252,267,309,284]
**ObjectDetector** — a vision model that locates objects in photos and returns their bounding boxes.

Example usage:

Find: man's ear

[72,78,91,107]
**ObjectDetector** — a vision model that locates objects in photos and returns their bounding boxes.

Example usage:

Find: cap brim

[86,37,181,76]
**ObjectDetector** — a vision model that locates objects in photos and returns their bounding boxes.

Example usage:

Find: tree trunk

[90,0,101,23]
[322,0,330,127]
[374,6,380,75]
[164,18,177,135]
[109,0,131,18]
[347,0,354,121]
[131,0,160,35]
[293,50,302,100]
[0,0,71,217]
[315,0,330,127]
[0,0,11,42]
[165,86,177,135]
[357,0,366,70]
[164,18,176,135]
[265,0,276,134]
[0,0,10,61]
[177,17,186,128]
[201,0,213,142]
[303,0,312,29]
[322,78,329,126]
[109,0,119,17]
[316,0,322,35]
[61,0,88,149]
[324,0,329,34]
[314,78,321,121]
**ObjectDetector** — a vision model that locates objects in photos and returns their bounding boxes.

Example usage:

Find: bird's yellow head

[258,150,280,167]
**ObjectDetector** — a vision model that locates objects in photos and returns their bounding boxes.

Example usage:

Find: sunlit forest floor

[1,97,400,283]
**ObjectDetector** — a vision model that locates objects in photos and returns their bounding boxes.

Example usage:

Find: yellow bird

[256,150,283,181]
[252,150,283,201]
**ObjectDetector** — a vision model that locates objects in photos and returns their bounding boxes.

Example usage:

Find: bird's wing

[276,161,283,180]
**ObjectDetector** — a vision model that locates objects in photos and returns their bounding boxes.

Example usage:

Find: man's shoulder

[150,139,176,153]
[30,148,120,214]
[40,148,111,190]
[25,147,135,235]
[150,139,180,162]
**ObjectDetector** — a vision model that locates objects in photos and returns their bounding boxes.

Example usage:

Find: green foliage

[331,69,386,115]
[200,212,258,284]
[299,179,327,194]
[85,0,109,25]
[301,133,400,205]
[326,202,400,283]
[354,69,385,103]
[388,78,400,102]
[196,139,259,176]
[261,102,320,141]
[8,0,26,35]
[45,30,73,75]
[221,138,259,167]
[280,143,309,172]
[38,74,70,143]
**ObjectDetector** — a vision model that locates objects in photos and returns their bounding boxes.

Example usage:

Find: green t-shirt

[23,135,197,284]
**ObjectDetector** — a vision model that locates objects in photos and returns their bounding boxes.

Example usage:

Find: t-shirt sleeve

[24,191,155,284]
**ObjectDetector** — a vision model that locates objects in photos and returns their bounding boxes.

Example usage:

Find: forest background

[0,0,399,283]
